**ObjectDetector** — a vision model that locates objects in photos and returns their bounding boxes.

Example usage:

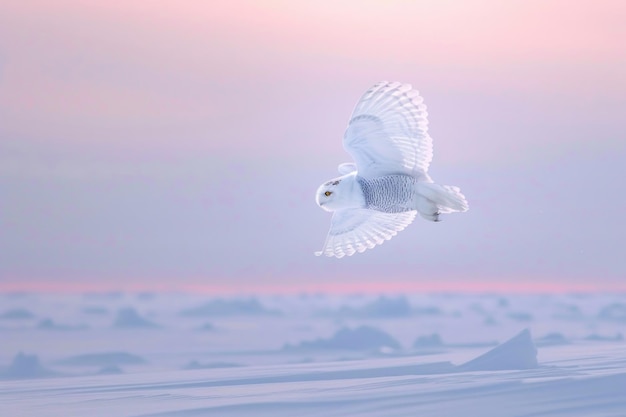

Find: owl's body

[358,175,417,214]
[315,81,468,258]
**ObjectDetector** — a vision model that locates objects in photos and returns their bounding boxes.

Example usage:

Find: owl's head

[316,174,363,212]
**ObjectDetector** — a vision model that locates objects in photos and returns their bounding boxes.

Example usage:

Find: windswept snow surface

[1,292,626,417]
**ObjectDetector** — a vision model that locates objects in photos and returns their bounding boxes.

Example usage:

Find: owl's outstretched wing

[315,209,417,258]
[343,81,432,179]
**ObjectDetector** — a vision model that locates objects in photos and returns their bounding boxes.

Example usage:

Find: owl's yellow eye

[324,191,332,197]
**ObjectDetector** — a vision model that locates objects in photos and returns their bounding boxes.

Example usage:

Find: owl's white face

[315,174,363,212]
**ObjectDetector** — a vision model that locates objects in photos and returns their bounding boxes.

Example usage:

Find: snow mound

[332,297,443,319]
[584,333,624,342]
[413,333,444,348]
[97,365,124,375]
[182,360,241,370]
[81,306,109,315]
[180,298,280,317]
[57,352,147,367]
[597,303,626,323]
[1,352,58,380]
[0,308,35,320]
[286,325,401,351]
[113,308,160,328]
[506,311,533,322]
[535,332,570,347]
[37,318,88,331]
[458,328,538,371]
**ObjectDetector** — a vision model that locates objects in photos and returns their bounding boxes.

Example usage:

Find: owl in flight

[315,81,468,258]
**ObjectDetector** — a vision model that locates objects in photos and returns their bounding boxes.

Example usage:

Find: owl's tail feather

[415,182,469,222]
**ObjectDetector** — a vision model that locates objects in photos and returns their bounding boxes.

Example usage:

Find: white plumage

[315,81,468,258]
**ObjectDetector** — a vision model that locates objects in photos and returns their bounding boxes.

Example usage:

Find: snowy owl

[315,81,468,258]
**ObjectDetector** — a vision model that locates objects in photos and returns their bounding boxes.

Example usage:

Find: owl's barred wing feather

[344,81,432,179]
[315,209,417,258]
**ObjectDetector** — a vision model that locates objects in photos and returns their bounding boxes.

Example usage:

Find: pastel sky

[1,1,625,293]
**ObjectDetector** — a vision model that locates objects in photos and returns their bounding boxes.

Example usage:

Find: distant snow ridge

[552,303,584,321]
[0,308,35,320]
[584,333,624,342]
[136,292,156,301]
[37,318,89,331]
[1,352,58,380]
[413,333,444,348]
[535,332,570,347]
[113,308,160,328]
[81,306,109,315]
[458,329,538,371]
[285,325,401,351]
[97,365,124,375]
[182,360,241,370]
[597,303,626,323]
[180,298,280,317]
[57,352,147,367]
[506,312,533,322]
[338,296,412,318]
[334,296,443,319]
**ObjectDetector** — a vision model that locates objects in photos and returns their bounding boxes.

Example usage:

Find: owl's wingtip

[314,251,322,257]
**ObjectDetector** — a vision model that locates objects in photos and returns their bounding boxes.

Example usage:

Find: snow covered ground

[1,292,625,416]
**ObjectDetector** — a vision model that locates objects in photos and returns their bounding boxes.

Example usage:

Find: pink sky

[1,1,623,158]
[1,1,625,293]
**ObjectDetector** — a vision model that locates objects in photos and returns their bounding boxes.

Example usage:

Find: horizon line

[1,279,625,295]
